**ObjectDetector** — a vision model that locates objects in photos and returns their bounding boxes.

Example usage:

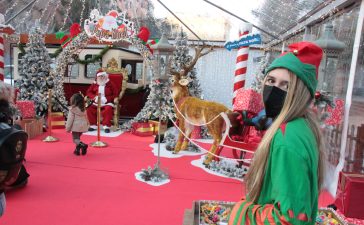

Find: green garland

[74,46,110,65]
[17,44,110,65]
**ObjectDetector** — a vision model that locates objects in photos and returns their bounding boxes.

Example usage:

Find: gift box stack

[50,112,65,129]
[334,172,364,220]
[15,100,43,139]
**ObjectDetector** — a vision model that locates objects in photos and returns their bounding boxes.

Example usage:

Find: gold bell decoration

[43,89,59,142]
[91,93,107,147]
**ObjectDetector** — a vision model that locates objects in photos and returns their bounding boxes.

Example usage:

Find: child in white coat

[66,93,89,155]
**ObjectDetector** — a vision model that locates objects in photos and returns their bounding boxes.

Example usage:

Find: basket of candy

[197,200,235,225]
[316,208,347,225]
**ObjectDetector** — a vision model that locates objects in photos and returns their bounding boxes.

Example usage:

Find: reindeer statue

[170,45,230,165]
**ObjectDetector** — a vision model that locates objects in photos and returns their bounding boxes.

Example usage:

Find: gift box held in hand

[16,100,35,118]
[334,172,364,219]
[131,121,154,137]
[233,88,264,114]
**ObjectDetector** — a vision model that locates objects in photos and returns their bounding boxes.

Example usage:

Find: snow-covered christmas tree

[250,52,270,92]
[16,27,54,117]
[122,78,174,130]
[172,29,203,98]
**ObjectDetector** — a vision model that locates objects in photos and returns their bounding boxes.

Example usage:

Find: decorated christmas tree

[250,53,270,92]
[172,30,203,98]
[16,27,54,117]
[123,78,174,129]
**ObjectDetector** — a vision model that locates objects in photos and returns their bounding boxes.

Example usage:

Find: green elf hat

[265,41,323,97]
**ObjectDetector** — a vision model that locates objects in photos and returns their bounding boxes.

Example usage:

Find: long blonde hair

[245,71,325,202]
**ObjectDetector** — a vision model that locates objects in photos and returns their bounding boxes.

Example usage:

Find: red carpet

[1,129,333,225]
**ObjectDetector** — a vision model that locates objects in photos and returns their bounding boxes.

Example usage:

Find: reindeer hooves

[203,155,214,166]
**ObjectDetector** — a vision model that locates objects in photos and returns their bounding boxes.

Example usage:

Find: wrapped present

[16,100,35,118]
[233,88,264,114]
[17,118,43,139]
[131,122,154,137]
[245,127,264,146]
[336,209,364,225]
[50,112,65,129]
[334,172,364,219]
[148,120,168,135]
[325,99,344,126]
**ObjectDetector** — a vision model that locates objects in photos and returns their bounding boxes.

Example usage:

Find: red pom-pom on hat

[287,41,323,78]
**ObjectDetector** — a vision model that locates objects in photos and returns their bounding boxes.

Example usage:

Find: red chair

[106,68,128,129]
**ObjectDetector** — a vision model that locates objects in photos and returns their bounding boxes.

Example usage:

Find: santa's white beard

[97,78,108,86]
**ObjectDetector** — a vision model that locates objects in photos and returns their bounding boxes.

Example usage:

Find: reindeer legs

[173,119,185,154]
[203,120,223,165]
[180,123,193,150]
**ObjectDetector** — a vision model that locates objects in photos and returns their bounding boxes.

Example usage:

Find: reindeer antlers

[170,44,214,78]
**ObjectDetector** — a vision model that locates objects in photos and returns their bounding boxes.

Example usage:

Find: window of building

[121,60,143,83]
[85,55,102,78]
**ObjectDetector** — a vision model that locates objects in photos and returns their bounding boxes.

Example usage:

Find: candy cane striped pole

[0,14,5,81]
[0,33,4,81]
[233,23,252,104]
[0,13,15,82]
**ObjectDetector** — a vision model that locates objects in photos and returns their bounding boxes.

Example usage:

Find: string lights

[44,0,62,33]
[37,0,53,24]
[59,0,74,32]
[14,0,42,35]
[4,0,19,16]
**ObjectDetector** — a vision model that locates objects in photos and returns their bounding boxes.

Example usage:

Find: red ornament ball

[315,91,321,99]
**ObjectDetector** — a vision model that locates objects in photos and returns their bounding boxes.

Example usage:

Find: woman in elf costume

[229,42,325,225]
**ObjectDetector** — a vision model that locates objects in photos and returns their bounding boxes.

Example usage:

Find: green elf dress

[229,117,319,225]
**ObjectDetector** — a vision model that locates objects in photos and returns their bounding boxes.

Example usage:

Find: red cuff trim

[288,209,294,218]
[297,213,308,221]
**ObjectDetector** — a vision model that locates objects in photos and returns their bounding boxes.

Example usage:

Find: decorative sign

[224,34,262,51]
[84,9,136,42]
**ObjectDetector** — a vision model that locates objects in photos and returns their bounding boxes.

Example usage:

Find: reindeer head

[170,72,189,100]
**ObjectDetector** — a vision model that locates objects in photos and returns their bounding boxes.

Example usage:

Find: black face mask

[263,85,287,118]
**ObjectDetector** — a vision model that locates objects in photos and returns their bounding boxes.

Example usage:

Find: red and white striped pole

[0,13,15,82]
[0,14,5,81]
[0,33,4,81]
[233,23,252,104]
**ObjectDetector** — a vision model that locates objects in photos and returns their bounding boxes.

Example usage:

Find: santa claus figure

[86,71,117,133]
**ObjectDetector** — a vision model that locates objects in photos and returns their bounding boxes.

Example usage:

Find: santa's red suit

[86,72,117,129]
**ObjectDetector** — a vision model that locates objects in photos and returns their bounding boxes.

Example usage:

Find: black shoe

[104,128,110,133]
[80,142,88,155]
[74,144,81,156]
[88,127,96,132]
[4,165,30,191]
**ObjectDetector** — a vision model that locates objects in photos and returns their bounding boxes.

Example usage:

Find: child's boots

[74,144,81,156]
[80,142,88,155]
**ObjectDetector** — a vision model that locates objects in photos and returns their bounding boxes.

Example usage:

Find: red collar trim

[280,123,287,135]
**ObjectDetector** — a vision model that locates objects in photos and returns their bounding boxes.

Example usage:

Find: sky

[151,0,263,41]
